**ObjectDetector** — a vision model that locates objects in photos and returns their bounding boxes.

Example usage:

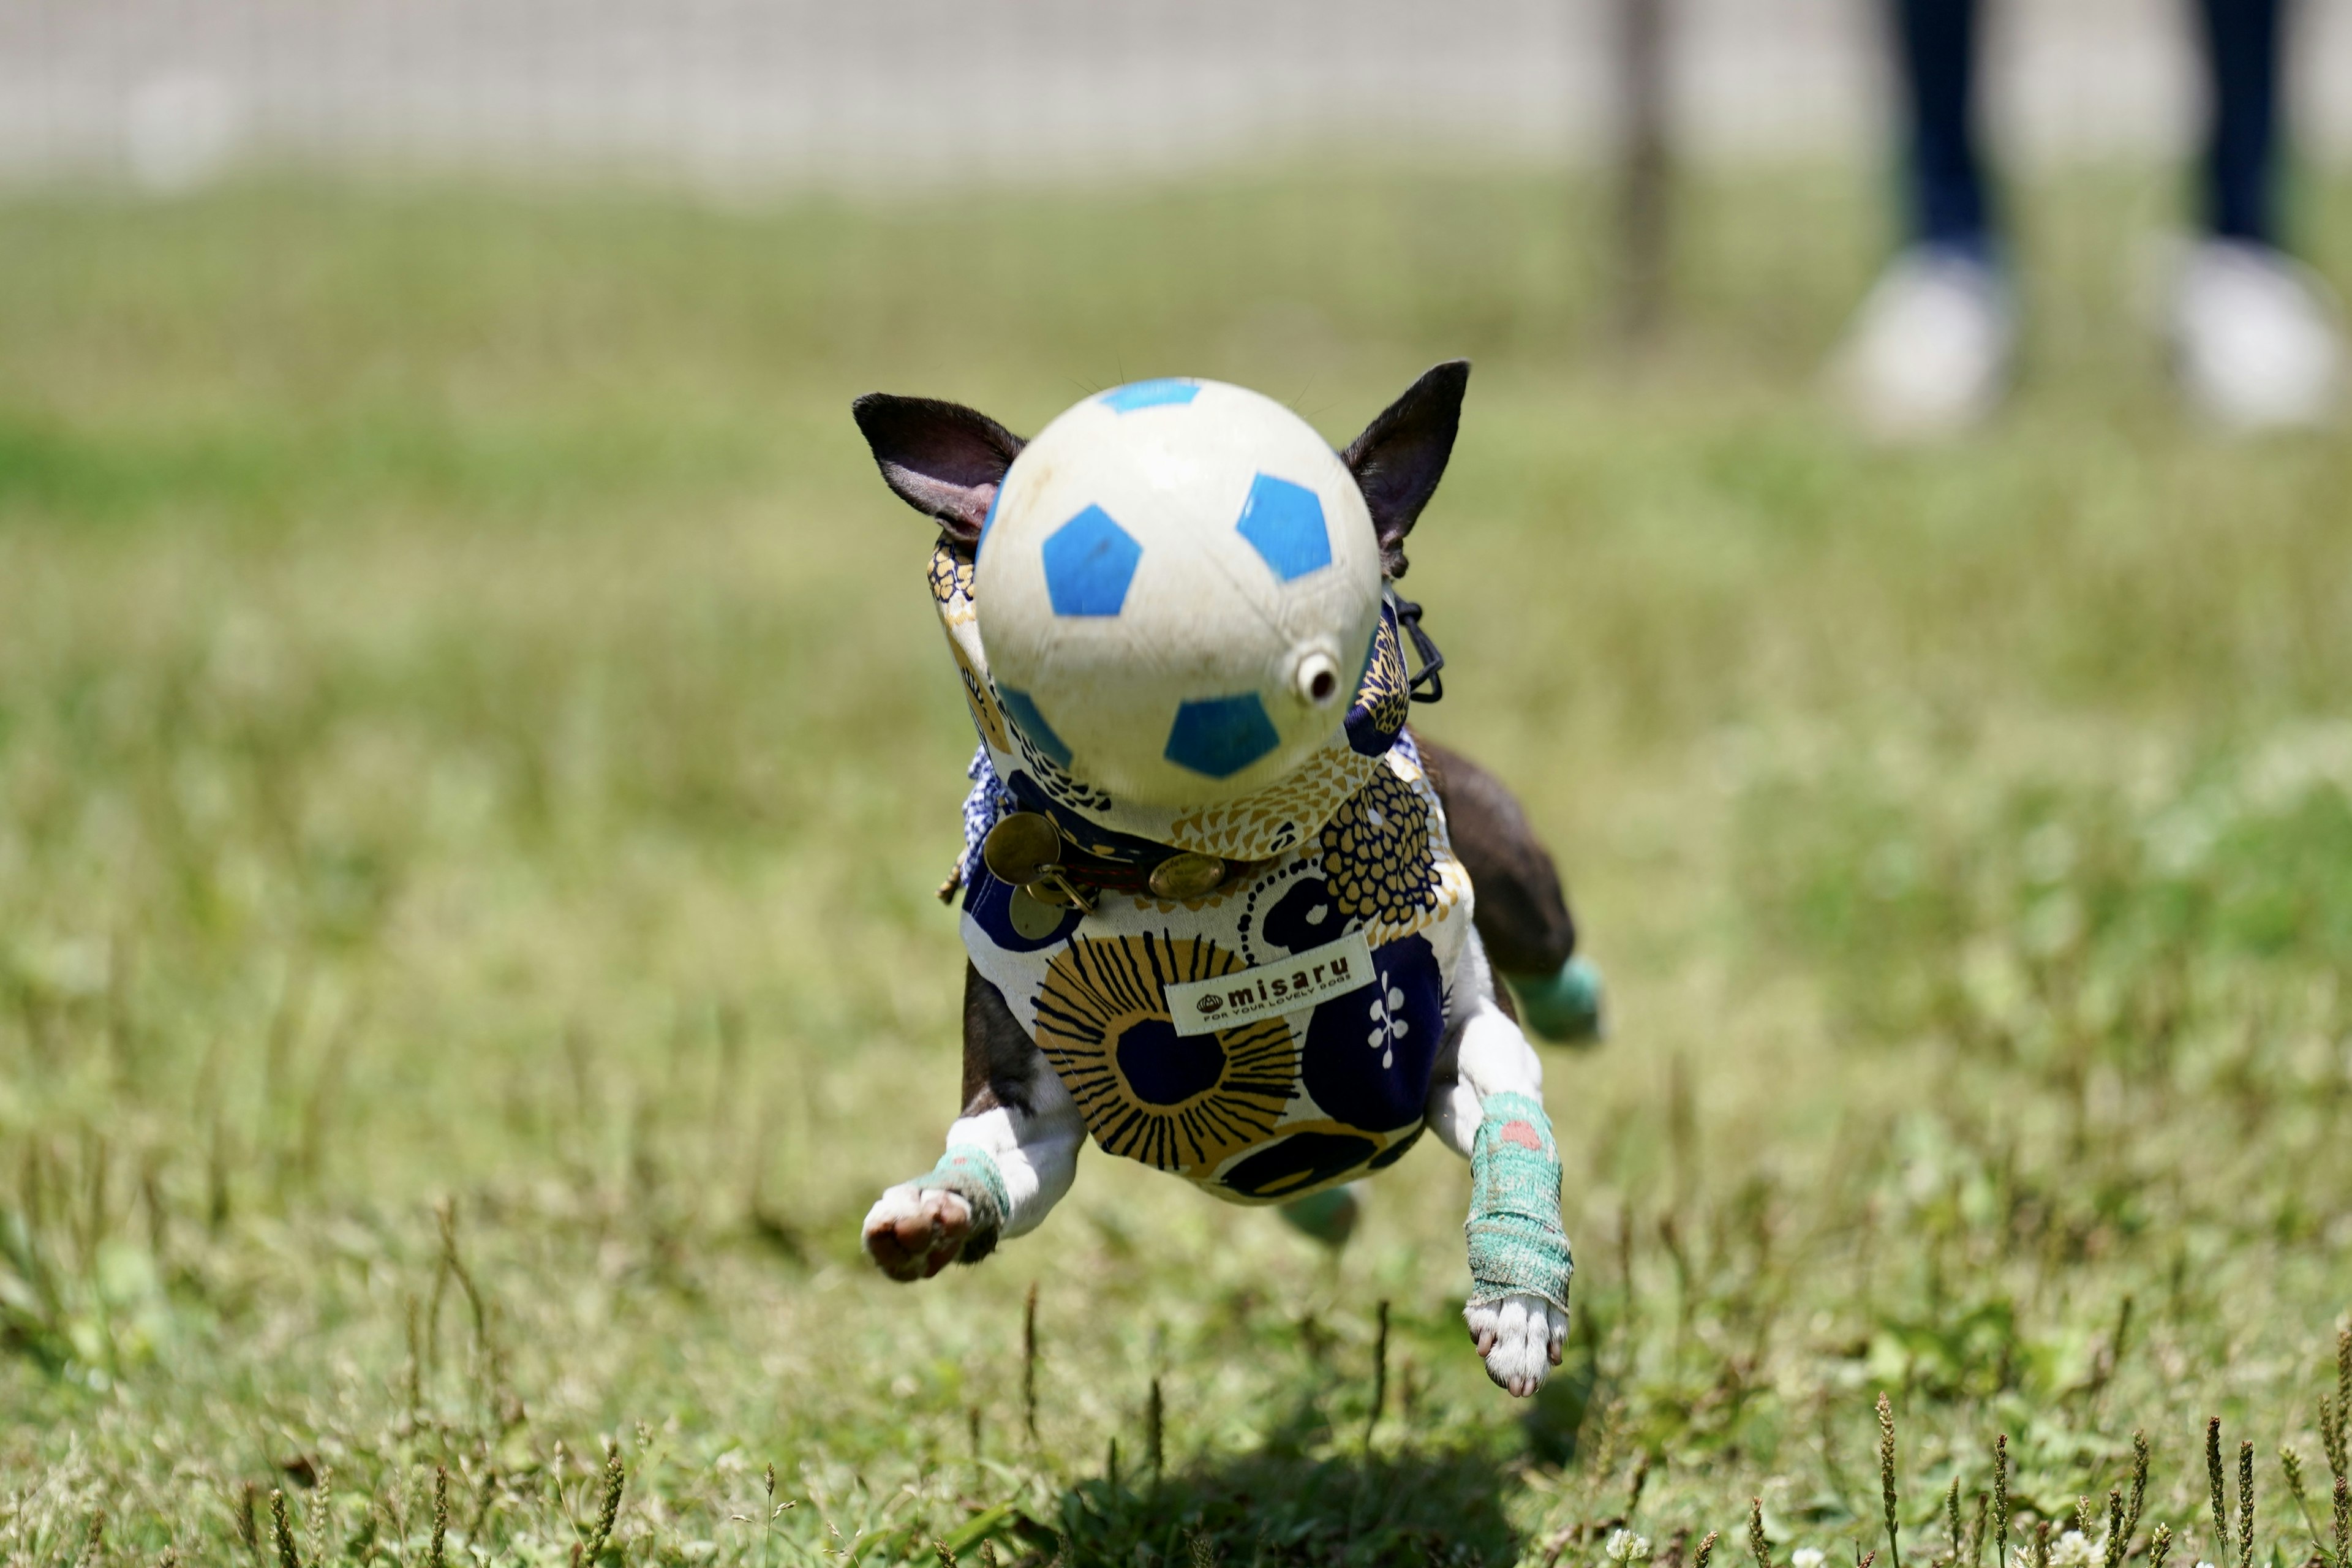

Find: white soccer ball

[973,378,1385,808]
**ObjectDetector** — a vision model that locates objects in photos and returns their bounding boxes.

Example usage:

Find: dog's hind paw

[861,1185,976,1281]
[1463,1293,1567,1398]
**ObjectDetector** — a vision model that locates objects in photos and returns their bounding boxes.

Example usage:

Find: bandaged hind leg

[861,1045,1085,1280]
[1428,931,1574,1396]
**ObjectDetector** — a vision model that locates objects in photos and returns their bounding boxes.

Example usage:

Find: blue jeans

[1893,0,2288,253]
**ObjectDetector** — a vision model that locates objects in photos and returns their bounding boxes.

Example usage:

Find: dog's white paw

[1463,1292,1567,1398]
[861,1184,974,1281]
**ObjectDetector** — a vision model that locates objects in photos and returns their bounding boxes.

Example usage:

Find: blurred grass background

[1,168,2350,1564]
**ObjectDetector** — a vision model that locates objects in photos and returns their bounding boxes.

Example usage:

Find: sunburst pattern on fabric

[1033,933,1297,1178]
[1317,761,1457,946]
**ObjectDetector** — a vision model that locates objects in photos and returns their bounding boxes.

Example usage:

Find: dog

[850,363,1586,1396]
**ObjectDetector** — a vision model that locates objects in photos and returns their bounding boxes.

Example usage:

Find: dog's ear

[1340,360,1470,578]
[851,394,1027,544]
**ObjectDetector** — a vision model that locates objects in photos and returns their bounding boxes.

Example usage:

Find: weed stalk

[2126,1431,2150,1549]
[269,1490,301,1568]
[2209,1419,2232,1564]
[306,1467,333,1568]
[586,1445,625,1560]
[2237,1439,2255,1568]
[1996,1436,2012,1568]
[429,1466,448,1568]
[1022,1282,1039,1446]
[1880,1393,1903,1568]
[1148,1378,1164,1484]
[237,1484,260,1566]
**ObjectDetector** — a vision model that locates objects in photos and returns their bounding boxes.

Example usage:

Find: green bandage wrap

[914,1145,1009,1238]
[1509,955,1606,1044]
[1464,1091,1573,1313]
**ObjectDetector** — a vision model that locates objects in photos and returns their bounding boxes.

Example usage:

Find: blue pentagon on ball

[1235,473,1331,581]
[1164,692,1280,778]
[1042,505,1142,617]
[995,684,1074,766]
[1098,379,1201,412]
[975,484,1004,559]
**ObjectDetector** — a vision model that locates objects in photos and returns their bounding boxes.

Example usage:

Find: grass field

[2,166,2350,1566]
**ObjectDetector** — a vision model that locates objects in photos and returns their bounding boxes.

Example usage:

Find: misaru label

[1165,930,1374,1037]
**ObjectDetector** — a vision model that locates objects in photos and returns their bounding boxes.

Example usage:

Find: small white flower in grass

[1792,1550,1826,1568]
[2049,1532,2102,1568]
[1606,1529,1654,1563]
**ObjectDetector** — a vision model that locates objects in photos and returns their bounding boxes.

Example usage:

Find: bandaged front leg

[862,1063,1085,1281]
[1427,932,1574,1396]
[1464,1090,1572,1392]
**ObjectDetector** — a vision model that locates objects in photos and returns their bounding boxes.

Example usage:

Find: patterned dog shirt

[932,540,1477,1205]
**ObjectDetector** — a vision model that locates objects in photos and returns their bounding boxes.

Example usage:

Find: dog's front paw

[861,1185,976,1281]
[1463,1293,1567,1398]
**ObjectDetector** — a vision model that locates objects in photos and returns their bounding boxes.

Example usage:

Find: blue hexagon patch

[996,685,1074,767]
[1042,505,1142,617]
[1235,473,1330,581]
[1099,379,1200,412]
[1164,693,1280,778]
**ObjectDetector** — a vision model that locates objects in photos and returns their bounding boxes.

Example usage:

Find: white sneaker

[2169,239,2345,431]
[1831,246,2015,439]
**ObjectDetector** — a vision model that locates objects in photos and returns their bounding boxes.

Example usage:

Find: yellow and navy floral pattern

[1164,744,1379,863]
[927,540,978,627]
[1315,748,1471,948]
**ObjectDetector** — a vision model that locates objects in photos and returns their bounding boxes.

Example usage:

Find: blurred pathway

[2,0,2347,189]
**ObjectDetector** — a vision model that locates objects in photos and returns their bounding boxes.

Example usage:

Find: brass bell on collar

[982,813,1063,887]
[982,812,1096,916]
[1148,851,1229,900]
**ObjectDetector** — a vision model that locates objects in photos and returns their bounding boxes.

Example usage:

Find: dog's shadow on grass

[1018,1378,1587,1567]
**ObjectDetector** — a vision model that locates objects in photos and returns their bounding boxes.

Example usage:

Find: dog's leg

[1419,734,1602,1043]
[1427,930,1573,1396]
[861,963,1083,1281]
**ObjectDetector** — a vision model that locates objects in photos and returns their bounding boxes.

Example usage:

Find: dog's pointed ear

[1340,360,1470,578]
[851,393,1027,544]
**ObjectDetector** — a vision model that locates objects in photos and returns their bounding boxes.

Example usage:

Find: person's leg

[1893,0,1994,254]
[1832,0,2013,439]
[2172,0,2342,428]
[2192,0,2284,245]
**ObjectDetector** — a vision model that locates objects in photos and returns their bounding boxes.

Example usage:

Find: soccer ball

[974,378,1385,807]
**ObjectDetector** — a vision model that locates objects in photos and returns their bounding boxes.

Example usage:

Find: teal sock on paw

[913,1145,1008,1235]
[1464,1091,1572,1313]
[1276,1184,1362,1249]
[1508,954,1605,1044]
